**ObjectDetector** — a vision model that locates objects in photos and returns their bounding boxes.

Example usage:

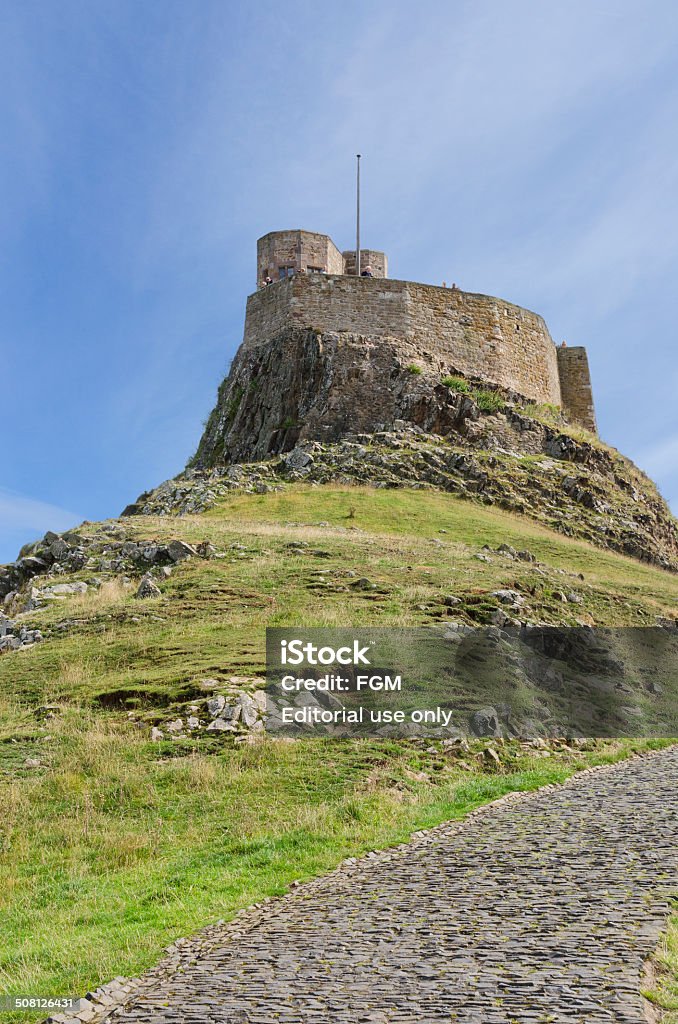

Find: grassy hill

[0,484,677,1019]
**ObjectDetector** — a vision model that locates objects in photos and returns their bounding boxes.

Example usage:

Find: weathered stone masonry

[244,273,564,409]
[557,345,597,434]
[256,229,387,284]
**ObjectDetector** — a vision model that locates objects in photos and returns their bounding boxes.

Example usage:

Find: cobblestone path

[108,749,677,1024]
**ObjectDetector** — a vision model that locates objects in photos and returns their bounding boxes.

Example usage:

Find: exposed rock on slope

[127,424,678,573]
[0,524,212,621]
[193,328,540,466]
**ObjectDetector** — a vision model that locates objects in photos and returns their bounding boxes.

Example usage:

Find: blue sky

[2,0,678,564]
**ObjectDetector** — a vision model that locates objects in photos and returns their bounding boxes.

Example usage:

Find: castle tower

[257,230,344,285]
[342,249,388,278]
[557,345,597,434]
[257,230,388,284]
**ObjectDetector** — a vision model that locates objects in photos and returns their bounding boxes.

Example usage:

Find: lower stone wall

[403,283,562,407]
[243,275,563,408]
[557,347,597,434]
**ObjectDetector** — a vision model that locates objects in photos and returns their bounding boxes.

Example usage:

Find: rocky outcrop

[0,614,42,652]
[0,524,214,623]
[193,328,540,467]
[126,425,678,572]
[180,326,676,570]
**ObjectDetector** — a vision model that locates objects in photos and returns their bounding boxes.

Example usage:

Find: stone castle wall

[243,274,564,408]
[557,347,597,434]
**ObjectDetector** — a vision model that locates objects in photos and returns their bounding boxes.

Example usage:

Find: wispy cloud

[0,489,80,555]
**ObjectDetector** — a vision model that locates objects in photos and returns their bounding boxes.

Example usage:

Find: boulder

[136,575,161,599]
[41,582,88,598]
[49,538,71,561]
[65,551,87,570]
[15,556,49,577]
[251,690,268,712]
[284,447,314,471]
[491,589,525,607]
[196,541,217,559]
[0,636,21,652]
[167,540,199,562]
[19,628,42,646]
[207,695,226,718]
[235,693,260,727]
[206,718,236,732]
[470,706,502,737]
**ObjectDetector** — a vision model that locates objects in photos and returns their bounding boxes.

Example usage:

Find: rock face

[124,417,678,572]
[193,328,534,467]
[0,525,214,622]
[176,321,675,571]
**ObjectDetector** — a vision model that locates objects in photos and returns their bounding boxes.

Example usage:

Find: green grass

[2,487,677,712]
[0,485,677,1018]
[520,402,563,425]
[645,905,678,1020]
[519,400,624,453]
[473,388,504,412]
[441,375,471,393]
[0,705,665,1019]
[440,375,504,412]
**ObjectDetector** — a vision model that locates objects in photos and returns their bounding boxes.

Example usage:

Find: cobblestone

[104,748,677,1023]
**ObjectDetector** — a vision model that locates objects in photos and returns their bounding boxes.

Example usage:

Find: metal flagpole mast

[356,154,361,277]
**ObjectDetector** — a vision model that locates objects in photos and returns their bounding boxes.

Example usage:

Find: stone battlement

[257,229,387,284]
[243,272,587,418]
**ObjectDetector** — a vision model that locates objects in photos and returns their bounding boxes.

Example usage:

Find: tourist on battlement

[361,265,373,278]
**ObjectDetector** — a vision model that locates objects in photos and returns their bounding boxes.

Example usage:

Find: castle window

[307,266,324,274]
[278,266,295,279]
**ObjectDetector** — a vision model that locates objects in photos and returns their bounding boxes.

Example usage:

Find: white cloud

[0,488,79,543]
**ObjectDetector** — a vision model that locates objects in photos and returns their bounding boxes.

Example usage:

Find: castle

[193,229,597,467]
[251,230,596,432]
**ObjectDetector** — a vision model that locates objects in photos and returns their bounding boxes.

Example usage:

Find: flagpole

[356,154,361,277]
